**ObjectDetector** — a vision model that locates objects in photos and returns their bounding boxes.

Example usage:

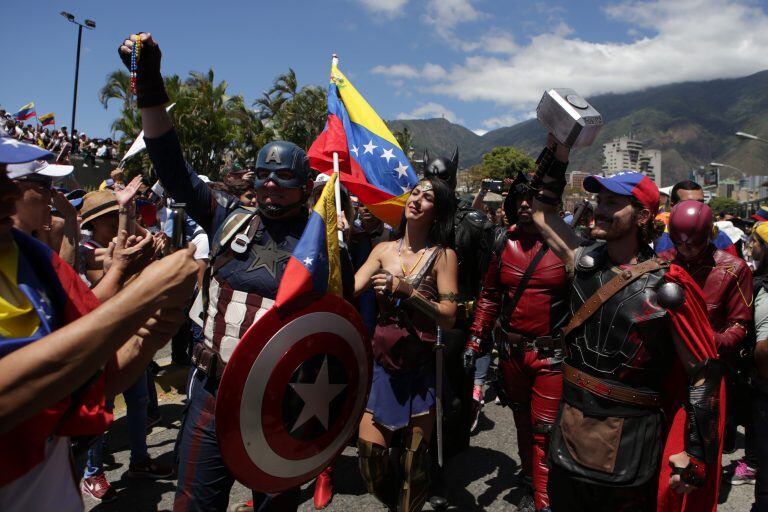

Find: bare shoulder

[436,246,458,270]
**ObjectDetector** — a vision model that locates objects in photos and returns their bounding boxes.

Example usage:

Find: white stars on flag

[380,147,395,163]
[303,256,314,267]
[363,140,378,155]
[394,161,409,178]
[350,145,359,157]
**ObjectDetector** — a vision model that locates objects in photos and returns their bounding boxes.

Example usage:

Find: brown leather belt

[191,343,225,381]
[563,364,661,407]
[496,327,565,354]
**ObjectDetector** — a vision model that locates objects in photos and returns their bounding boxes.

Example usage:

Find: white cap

[6,160,74,179]
[314,173,331,186]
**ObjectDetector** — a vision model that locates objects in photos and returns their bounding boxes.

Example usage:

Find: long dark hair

[395,177,456,248]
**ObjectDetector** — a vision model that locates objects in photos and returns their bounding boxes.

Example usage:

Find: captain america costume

[145,129,354,512]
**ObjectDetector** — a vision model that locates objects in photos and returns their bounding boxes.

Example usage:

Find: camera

[482,179,503,193]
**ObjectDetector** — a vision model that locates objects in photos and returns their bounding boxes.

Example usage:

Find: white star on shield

[289,356,347,433]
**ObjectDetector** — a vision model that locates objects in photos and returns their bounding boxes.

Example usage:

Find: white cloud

[481,112,534,129]
[472,128,488,136]
[356,0,408,17]
[396,102,464,124]
[424,0,482,32]
[388,0,768,115]
[371,63,447,81]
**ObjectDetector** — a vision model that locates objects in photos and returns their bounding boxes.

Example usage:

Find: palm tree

[98,70,133,111]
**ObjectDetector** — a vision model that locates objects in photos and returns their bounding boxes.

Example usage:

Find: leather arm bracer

[391,277,443,322]
[684,359,722,478]
[532,146,568,205]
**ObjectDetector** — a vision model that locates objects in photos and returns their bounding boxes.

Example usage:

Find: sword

[435,326,445,468]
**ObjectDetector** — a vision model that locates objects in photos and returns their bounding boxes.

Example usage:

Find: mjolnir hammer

[530,89,603,193]
[536,88,603,148]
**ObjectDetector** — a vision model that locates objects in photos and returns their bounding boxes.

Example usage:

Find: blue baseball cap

[0,133,54,164]
[583,171,660,216]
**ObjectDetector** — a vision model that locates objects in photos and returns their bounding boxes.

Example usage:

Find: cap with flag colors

[13,103,36,121]
[0,134,53,164]
[275,172,342,308]
[752,205,768,222]
[308,57,419,226]
[583,171,660,216]
[38,113,55,127]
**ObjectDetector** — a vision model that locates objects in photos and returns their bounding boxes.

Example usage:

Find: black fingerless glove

[119,35,169,108]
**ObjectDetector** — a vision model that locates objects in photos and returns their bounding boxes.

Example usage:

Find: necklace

[130,35,142,95]
[398,238,429,277]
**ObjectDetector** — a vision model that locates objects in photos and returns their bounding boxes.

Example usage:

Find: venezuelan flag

[14,103,36,122]
[275,172,342,308]
[38,113,55,127]
[308,59,419,226]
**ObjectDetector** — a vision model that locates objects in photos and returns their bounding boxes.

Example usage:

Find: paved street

[82,360,754,512]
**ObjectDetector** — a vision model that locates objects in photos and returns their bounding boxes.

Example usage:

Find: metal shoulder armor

[656,281,685,310]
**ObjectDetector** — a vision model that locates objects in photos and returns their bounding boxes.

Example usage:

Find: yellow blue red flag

[308,59,419,226]
[38,113,55,127]
[275,172,342,308]
[14,103,36,121]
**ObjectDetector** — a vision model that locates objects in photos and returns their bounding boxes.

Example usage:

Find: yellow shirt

[0,242,40,338]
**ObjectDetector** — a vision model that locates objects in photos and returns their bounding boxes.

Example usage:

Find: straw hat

[80,190,119,227]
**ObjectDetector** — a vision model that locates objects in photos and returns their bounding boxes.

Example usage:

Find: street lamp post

[709,161,743,173]
[60,12,95,140]
[736,131,768,144]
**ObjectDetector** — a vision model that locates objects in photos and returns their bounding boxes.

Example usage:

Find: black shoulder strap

[499,243,550,326]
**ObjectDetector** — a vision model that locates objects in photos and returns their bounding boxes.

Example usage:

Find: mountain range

[388,70,768,186]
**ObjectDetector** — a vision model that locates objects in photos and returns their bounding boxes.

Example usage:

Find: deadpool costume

[530,157,724,512]
[465,173,568,512]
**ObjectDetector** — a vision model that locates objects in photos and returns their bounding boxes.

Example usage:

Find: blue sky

[3,0,768,138]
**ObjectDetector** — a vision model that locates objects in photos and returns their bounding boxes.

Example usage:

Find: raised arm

[0,246,197,432]
[531,136,581,267]
[118,33,223,234]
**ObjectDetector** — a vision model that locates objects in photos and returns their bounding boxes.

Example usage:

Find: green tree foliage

[102,67,326,180]
[708,196,740,214]
[392,126,414,159]
[480,146,535,180]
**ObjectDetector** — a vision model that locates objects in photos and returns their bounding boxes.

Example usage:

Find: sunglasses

[14,174,53,188]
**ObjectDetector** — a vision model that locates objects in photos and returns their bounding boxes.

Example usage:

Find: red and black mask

[669,200,713,246]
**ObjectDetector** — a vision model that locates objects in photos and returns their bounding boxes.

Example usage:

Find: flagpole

[332,152,344,244]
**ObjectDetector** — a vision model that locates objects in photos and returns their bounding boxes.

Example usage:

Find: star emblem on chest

[246,238,291,278]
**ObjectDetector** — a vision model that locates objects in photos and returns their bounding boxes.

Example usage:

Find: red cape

[657,264,725,512]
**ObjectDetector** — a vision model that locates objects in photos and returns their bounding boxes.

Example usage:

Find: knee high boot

[398,431,430,512]
[358,440,397,511]
[313,464,333,510]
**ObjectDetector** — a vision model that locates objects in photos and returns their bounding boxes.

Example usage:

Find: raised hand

[104,230,155,277]
[117,33,169,108]
[115,175,143,207]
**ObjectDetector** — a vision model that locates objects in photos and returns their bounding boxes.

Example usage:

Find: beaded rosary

[130,36,142,95]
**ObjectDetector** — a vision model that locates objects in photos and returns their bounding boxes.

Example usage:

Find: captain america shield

[215,293,372,492]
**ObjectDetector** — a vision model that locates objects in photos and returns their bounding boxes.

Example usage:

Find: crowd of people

[2,30,768,512]
[1,110,119,166]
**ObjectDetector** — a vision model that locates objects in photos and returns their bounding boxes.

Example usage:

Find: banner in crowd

[308,58,419,226]
[38,113,55,127]
[275,172,342,308]
[14,103,36,121]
